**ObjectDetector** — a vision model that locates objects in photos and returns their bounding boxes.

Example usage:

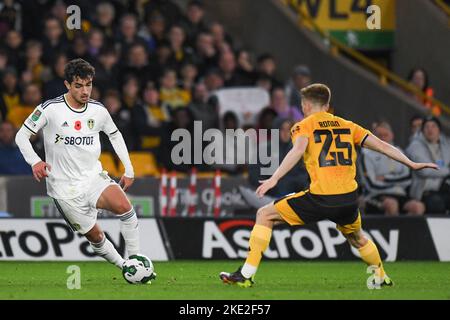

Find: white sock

[241,263,257,279]
[90,236,124,269]
[119,208,140,257]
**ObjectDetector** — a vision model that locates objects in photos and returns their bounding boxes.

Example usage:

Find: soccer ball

[122,254,156,284]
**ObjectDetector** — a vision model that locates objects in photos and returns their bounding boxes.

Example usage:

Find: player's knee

[345,232,367,249]
[256,206,271,223]
[114,200,132,215]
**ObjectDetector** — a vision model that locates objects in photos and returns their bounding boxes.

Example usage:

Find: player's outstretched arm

[108,131,135,191]
[363,134,439,171]
[256,136,309,198]
[15,126,51,182]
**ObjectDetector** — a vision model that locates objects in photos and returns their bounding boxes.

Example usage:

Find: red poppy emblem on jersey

[74,121,82,130]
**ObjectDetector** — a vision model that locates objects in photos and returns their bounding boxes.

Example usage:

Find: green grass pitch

[1,261,449,300]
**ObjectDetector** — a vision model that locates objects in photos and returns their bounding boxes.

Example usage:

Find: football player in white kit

[15,58,147,274]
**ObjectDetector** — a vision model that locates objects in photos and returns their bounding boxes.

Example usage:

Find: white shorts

[52,171,118,234]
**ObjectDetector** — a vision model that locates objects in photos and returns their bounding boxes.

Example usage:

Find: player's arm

[362,134,438,171]
[103,110,134,191]
[256,136,309,198]
[15,107,51,182]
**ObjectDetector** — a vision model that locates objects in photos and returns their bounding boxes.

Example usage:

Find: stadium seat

[120,151,159,177]
[99,152,120,177]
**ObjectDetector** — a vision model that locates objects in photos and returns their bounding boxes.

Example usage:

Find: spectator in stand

[168,24,194,70]
[209,21,233,50]
[285,64,312,108]
[122,42,156,87]
[0,121,31,175]
[407,117,450,213]
[143,0,182,28]
[1,67,20,120]
[361,121,425,216]
[149,39,173,81]
[194,31,218,75]
[43,53,67,100]
[93,2,116,44]
[41,16,67,65]
[203,67,224,92]
[159,68,191,109]
[407,67,441,116]
[100,89,137,154]
[116,13,147,60]
[67,34,91,62]
[180,61,199,91]
[270,86,303,122]
[120,74,141,110]
[139,12,166,53]
[7,82,41,129]
[249,118,309,198]
[188,82,219,131]
[219,51,253,87]
[20,40,47,87]
[256,53,281,87]
[409,114,424,143]
[181,0,208,47]
[256,107,278,143]
[0,0,22,38]
[4,30,23,67]
[87,28,104,61]
[132,82,167,153]
[94,46,120,93]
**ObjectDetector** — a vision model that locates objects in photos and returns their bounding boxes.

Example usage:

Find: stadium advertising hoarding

[0,219,168,261]
[161,217,450,261]
[5,176,250,218]
[1,217,449,261]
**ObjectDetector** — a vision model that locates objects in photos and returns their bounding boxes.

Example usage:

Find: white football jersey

[23,94,118,199]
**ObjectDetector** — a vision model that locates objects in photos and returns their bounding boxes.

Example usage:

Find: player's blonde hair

[300,84,331,107]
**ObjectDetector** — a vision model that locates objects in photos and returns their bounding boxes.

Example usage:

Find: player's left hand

[256,177,278,198]
[119,176,134,192]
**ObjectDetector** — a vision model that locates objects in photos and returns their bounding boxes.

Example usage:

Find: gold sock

[358,239,386,278]
[244,224,272,268]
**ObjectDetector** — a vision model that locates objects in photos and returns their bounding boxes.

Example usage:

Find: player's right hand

[411,162,439,171]
[32,161,51,182]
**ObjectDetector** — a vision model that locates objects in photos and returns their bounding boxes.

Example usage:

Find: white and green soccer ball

[122,254,156,284]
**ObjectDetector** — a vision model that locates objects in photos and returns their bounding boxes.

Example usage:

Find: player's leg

[85,223,125,268]
[53,197,125,268]
[96,184,140,257]
[338,214,393,287]
[220,201,285,287]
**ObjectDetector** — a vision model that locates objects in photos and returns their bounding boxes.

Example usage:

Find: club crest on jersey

[31,110,41,121]
[74,120,82,130]
[87,119,95,130]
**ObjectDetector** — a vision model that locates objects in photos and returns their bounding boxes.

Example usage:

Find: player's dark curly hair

[64,58,95,83]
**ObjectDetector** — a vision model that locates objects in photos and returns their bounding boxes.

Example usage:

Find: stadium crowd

[0,0,449,215]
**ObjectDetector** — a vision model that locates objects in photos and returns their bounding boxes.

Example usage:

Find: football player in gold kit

[220,84,438,288]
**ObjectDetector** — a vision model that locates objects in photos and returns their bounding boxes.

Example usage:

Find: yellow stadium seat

[119,151,159,177]
[99,152,120,177]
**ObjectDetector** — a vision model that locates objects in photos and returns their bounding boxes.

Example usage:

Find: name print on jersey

[54,134,94,146]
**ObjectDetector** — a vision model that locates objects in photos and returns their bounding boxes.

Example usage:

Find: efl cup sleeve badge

[31,110,42,121]
[291,124,301,137]
[87,119,95,130]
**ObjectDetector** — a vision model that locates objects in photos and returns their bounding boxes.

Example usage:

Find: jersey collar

[63,94,88,113]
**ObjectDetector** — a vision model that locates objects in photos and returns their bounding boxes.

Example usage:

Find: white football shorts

[52,171,118,234]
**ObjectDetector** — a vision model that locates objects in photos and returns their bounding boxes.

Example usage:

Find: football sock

[119,208,140,257]
[90,236,124,268]
[242,224,272,279]
[358,239,386,278]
